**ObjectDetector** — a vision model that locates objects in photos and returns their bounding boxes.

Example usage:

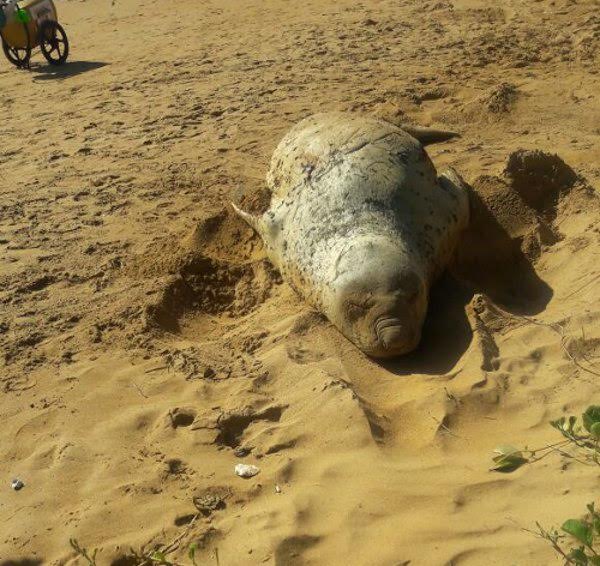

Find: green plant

[188,543,198,566]
[491,405,600,473]
[491,405,600,564]
[532,503,600,565]
[69,538,98,566]
[119,546,183,566]
[69,535,203,565]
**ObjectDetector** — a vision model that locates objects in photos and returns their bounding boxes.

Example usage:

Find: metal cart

[0,0,69,68]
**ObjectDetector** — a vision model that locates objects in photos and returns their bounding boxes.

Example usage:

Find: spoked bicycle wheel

[1,26,31,68]
[39,20,69,65]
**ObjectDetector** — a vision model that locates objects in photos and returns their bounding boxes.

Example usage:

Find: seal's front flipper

[438,167,471,227]
[439,167,468,191]
[230,201,285,263]
[400,124,460,146]
[231,201,266,236]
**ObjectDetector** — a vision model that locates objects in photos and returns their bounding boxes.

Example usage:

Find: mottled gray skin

[233,112,469,358]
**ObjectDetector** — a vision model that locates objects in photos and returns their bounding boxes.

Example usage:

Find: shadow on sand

[32,60,108,80]
[382,186,554,377]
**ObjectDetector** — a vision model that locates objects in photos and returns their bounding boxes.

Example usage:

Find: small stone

[234,463,260,478]
[203,367,216,379]
[11,479,24,491]
[234,446,251,458]
[193,493,226,516]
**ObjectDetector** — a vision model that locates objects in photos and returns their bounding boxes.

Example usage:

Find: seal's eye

[344,295,373,322]
[345,301,367,322]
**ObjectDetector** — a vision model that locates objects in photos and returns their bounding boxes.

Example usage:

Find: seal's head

[330,236,428,358]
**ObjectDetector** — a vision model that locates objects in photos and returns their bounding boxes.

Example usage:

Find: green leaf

[189,543,198,564]
[491,453,529,473]
[583,406,600,432]
[16,8,30,24]
[568,547,589,565]
[590,422,600,440]
[568,415,578,433]
[589,556,600,566]
[493,445,522,457]
[562,519,594,547]
[569,547,589,565]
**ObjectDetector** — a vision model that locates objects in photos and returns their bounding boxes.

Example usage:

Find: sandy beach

[1,0,600,564]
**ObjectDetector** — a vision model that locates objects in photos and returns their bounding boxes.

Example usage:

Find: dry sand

[1,0,600,564]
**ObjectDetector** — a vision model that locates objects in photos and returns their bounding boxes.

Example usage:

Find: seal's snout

[373,317,420,357]
[379,324,405,349]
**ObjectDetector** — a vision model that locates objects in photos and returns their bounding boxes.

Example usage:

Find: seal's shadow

[381,272,473,376]
[382,189,554,376]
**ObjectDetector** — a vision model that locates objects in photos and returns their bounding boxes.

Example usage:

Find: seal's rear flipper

[400,124,460,146]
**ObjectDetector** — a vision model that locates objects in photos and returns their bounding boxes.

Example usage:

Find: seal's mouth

[375,317,402,346]
[371,316,418,357]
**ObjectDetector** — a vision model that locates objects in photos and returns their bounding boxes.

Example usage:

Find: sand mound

[482,83,519,114]
[142,208,277,331]
[432,82,522,127]
[504,149,580,216]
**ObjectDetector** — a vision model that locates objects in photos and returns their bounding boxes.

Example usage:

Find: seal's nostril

[375,317,407,349]
[379,325,405,349]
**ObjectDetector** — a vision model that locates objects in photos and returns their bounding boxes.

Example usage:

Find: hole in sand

[274,535,321,566]
[169,408,196,428]
[452,174,554,315]
[174,513,196,526]
[215,406,285,448]
[166,458,186,475]
[504,150,578,218]
[141,208,278,337]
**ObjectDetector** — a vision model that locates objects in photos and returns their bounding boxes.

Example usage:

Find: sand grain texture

[1,0,600,564]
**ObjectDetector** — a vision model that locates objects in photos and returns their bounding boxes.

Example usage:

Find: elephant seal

[233,112,469,358]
